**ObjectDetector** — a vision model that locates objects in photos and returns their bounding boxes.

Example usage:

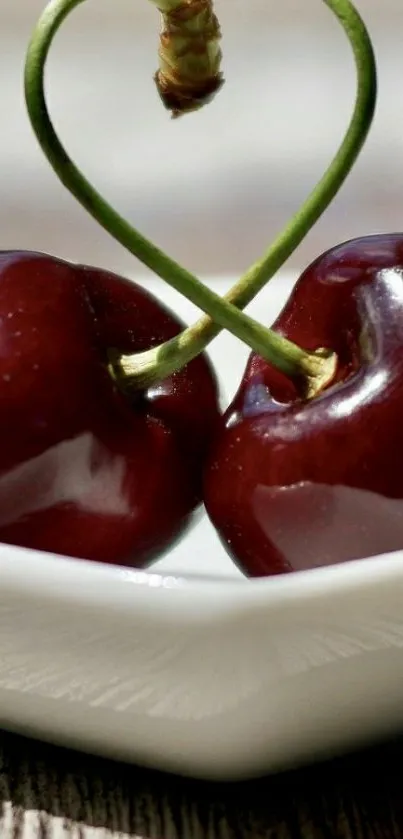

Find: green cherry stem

[24,0,376,397]
[24,0,329,389]
[122,0,376,395]
[225,0,377,311]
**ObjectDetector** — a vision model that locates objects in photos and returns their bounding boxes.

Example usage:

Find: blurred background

[1,0,403,283]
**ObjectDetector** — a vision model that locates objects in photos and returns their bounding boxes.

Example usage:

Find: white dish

[1,272,403,781]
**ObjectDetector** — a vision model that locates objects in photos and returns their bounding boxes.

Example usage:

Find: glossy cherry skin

[204,233,403,577]
[0,251,219,566]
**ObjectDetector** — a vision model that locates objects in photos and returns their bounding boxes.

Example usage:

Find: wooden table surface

[1,730,403,839]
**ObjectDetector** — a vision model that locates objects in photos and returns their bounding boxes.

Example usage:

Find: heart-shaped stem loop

[24,0,376,398]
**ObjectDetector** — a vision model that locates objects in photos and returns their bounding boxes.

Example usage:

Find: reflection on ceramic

[2,274,403,781]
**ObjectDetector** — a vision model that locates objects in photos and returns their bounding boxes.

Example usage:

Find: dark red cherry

[0,250,219,566]
[203,233,403,577]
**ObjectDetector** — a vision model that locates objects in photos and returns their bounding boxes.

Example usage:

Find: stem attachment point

[301,348,338,400]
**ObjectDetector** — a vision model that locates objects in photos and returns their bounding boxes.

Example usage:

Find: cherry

[0,250,219,566]
[203,233,403,577]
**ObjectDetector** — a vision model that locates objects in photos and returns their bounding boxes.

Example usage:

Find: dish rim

[3,540,403,621]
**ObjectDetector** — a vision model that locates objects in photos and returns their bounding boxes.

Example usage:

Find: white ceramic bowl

[2,273,403,781]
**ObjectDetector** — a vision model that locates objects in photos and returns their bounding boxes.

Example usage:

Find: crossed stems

[24,0,376,398]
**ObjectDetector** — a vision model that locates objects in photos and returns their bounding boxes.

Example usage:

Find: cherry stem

[149,0,224,117]
[24,0,376,395]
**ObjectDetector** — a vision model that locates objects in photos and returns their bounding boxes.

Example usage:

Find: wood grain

[1,731,403,838]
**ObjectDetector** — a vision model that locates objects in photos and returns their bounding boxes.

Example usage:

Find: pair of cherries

[5,0,396,577]
[2,233,403,577]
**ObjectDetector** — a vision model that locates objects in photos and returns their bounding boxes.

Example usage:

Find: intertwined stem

[24,0,377,397]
